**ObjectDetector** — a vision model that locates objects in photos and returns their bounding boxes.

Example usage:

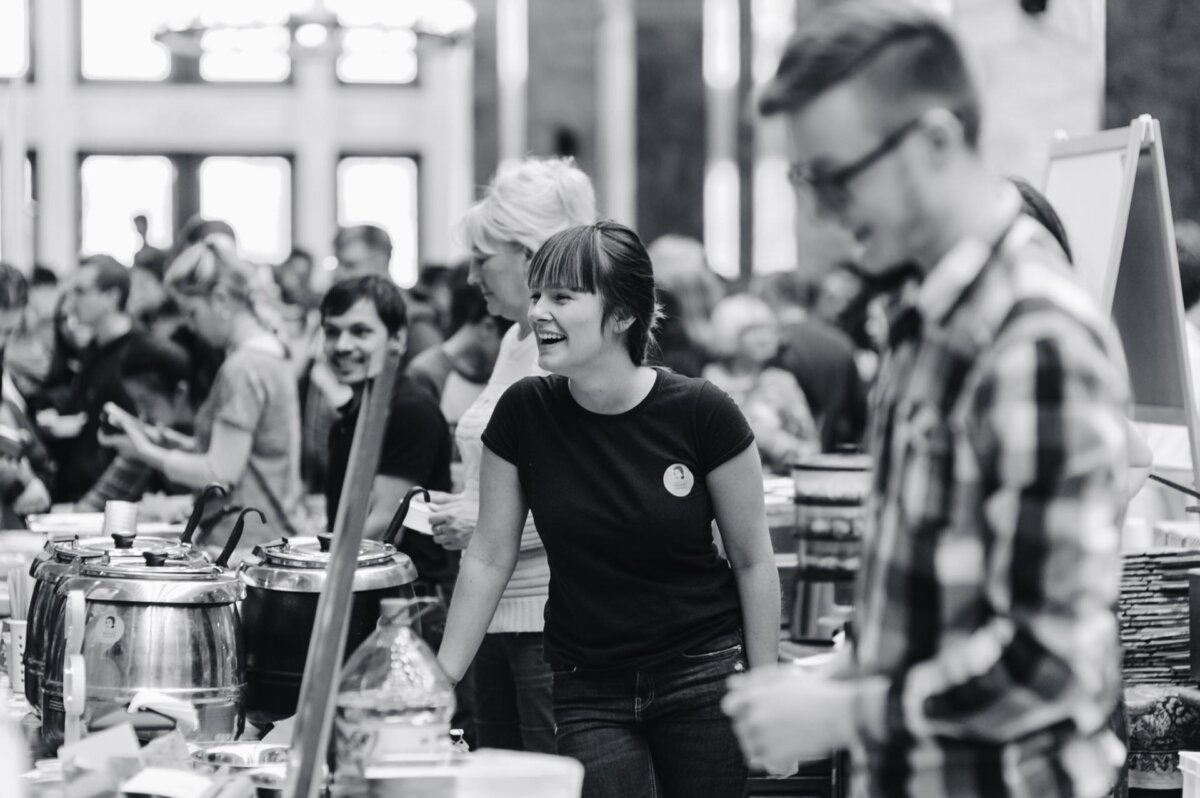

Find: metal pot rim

[59,574,246,605]
[238,552,417,593]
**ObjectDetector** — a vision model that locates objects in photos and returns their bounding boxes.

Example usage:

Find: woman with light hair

[427,156,596,753]
[100,234,304,554]
[703,293,819,474]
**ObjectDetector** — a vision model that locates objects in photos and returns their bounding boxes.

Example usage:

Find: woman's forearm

[161,449,234,490]
[733,559,782,669]
[437,547,519,683]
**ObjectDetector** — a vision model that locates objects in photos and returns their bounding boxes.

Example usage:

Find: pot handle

[216,507,264,568]
[382,486,430,547]
[181,483,229,546]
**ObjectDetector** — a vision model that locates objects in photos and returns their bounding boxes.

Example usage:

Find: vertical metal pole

[285,346,402,798]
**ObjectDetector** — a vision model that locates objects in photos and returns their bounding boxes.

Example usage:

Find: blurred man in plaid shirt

[724,3,1132,796]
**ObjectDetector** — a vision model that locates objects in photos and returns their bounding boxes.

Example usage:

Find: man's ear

[921,107,965,158]
[392,326,409,358]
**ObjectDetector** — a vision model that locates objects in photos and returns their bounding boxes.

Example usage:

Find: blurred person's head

[128,261,168,323]
[709,293,781,368]
[1175,219,1200,312]
[179,215,237,247]
[164,234,261,350]
[645,235,725,345]
[278,247,313,280]
[760,1,982,277]
[29,264,58,323]
[414,264,455,331]
[749,271,819,326]
[119,335,194,428]
[274,247,316,308]
[71,254,131,329]
[445,264,512,371]
[0,263,29,349]
[320,274,407,387]
[335,225,392,280]
[527,221,662,373]
[53,292,92,353]
[457,157,596,324]
[133,214,149,240]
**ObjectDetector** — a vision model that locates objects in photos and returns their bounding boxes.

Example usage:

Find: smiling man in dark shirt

[320,275,454,583]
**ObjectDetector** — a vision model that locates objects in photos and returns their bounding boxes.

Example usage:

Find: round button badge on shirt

[663,464,695,497]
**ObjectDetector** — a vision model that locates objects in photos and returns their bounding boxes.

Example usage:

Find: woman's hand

[429,494,477,551]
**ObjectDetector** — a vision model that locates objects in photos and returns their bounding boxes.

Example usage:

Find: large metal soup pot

[24,485,227,713]
[237,533,416,726]
[24,530,210,714]
[39,508,254,749]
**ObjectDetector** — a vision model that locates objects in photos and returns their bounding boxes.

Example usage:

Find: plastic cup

[6,620,26,695]
[102,500,139,538]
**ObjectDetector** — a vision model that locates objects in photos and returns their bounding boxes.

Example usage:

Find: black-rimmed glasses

[787,116,924,213]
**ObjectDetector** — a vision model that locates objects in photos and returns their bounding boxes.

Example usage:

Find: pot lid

[254,536,399,569]
[61,532,208,563]
[791,453,873,472]
[80,550,225,581]
[46,538,106,564]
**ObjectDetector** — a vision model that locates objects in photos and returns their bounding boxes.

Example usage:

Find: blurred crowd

[0,207,890,535]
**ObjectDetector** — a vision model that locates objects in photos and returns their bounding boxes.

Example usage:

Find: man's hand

[36,409,88,439]
[722,666,858,769]
[98,403,158,462]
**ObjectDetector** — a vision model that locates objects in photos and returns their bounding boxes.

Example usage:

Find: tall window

[199,156,291,265]
[0,0,29,77]
[80,0,306,82]
[337,157,419,287]
[79,156,174,264]
[327,0,418,84]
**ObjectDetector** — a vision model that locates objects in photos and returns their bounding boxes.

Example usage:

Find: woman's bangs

[528,234,597,293]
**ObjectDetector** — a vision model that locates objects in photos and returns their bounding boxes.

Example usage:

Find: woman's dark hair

[527,221,663,366]
[319,274,408,336]
[120,335,193,395]
[1010,176,1073,264]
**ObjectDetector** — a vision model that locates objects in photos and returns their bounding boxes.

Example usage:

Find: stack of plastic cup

[101,500,139,540]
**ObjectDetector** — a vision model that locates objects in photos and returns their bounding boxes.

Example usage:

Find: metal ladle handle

[216,507,263,568]
[181,483,229,546]
[382,486,430,547]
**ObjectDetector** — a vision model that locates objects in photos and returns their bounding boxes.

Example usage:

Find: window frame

[335,150,424,284]
[75,149,296,264]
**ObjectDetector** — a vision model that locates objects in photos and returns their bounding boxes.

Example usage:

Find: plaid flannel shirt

[852,191,1131,798]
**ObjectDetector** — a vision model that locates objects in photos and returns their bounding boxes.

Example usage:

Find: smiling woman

[438,221,780,798]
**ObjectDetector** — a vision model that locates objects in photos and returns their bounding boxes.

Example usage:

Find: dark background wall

[1107,0,1200,223]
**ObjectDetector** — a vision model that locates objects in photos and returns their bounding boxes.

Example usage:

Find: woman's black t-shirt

[482,368,754,670]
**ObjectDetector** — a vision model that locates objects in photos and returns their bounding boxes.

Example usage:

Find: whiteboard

[1042,117,1200,487]
[1043,125,1141,311]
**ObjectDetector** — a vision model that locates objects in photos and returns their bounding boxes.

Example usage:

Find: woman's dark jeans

[473,631,557,753]
[553,630,749,798]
